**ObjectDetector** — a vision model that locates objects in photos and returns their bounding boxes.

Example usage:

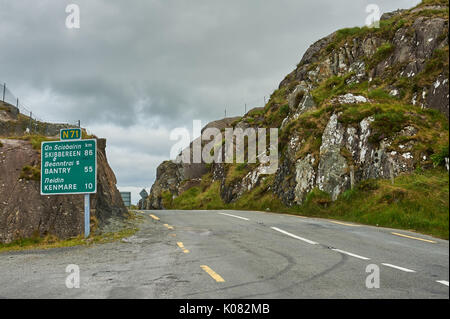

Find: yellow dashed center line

[164,224,174,230]
[329,220,359,227]
[149,214,160,221]
[391,232,437,243]
[200,265,225,283]
[177,242,190,253]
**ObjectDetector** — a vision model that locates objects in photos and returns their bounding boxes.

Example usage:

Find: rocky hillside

[141,116,240,209]
[144,1,449,236]
[0,103,127,244]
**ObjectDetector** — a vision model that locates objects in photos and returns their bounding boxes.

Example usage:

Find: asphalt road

[0,210,448,299]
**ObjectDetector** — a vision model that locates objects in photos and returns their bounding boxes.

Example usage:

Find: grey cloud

[0,0,421,194]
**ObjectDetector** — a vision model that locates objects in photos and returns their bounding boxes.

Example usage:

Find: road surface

[0,210,448,298]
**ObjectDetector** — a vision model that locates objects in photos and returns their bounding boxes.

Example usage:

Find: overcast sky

[0,0,420,204]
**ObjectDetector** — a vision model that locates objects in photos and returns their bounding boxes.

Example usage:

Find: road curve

[0,210,448,299]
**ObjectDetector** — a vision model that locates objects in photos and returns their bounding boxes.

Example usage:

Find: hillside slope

[146,0,449,238]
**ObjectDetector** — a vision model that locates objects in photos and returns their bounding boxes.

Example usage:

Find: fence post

[2,83,5,102]
[350,165,355,190]
[389,160,395,185]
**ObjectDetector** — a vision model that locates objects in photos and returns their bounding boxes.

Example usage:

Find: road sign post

[84,194,90,237]
[41,133,97,238]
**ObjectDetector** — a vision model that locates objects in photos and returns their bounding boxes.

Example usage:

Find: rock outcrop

[0,128,127,244]
[146,1,449,210]
[142,117,240,209]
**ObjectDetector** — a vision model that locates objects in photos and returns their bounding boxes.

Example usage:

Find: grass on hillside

[164,168,449,239]
[11,134,57,150]
[296,168,449,239]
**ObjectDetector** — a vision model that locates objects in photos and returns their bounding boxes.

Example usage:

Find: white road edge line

[436,280,449,286]
[381,263,416,273]
[271,227,318,245]
[331,248,370,260]
[219,213,250,221]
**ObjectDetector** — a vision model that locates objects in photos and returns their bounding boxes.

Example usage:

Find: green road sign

[60,128,82,140]
[41,139,97,195]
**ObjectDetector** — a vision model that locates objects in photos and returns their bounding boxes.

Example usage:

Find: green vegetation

[298,168,449,239]
[157,0,450,242]
[415,46,449,88]
[259,87,292,128]
[15,134,57,150]
[228,175,287,212]
[335,27,370,43]
[280,106,330,160]
[339,102,448,159]
[164,181,224,210]
[367,43,395,70]
[19,165,41,181]
[278,104,290,118]
[247,108,264,117]
[0,211,143,253]
[369,109,407,144]
[311,73,356,105]
[367,88,397,101]
[431,145,449,167]
[168,168,449,239]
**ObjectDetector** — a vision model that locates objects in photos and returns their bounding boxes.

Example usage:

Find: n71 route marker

[60,128,82,141]
[41,134,97,237]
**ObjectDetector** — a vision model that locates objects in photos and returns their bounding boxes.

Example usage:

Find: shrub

[278,104,290,118]
[369,110,406,144]
[305,188,332,207]
[368,88,394,101]
[335,27,369,42]
[19,165,41,181]
[311,74,354,105]
[357,179,379,192]
[431,145,449,167]
[367,43,395,70]
[236,163,247,171]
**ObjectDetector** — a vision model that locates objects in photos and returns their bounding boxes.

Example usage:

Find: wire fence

[0,80,81,136]
[1,79,269,135]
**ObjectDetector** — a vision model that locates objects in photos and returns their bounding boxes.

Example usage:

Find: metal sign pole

[42,131,96,239]
[84,194,90,238]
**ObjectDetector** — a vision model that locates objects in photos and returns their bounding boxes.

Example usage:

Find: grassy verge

[165,168,449,239]
[295,168,449,239]
[0,211,143,254]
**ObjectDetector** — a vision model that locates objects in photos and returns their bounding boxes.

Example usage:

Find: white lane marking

[331,248,370,260]
[219,213,250,221]
[381,263,416,273]
[436,280,449,286]
[271,227,318,245]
